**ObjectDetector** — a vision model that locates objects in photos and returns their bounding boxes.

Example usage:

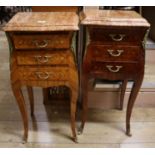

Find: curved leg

[27,86,34,116]
[120,79,128,110]
[126,77,143,136]
[70,90,78,142]
[12,82,28,142]
[42,88,49,105]
[69,68,78,143]
[78,73,88,135]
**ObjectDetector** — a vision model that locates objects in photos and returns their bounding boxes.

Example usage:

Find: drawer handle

[107,49,124,57]
[34,56,51,63]
[109,34,125,42]
[106,65,122,73]
[35,72,50,80]
[56,40,64,44]
[33,40,48,48]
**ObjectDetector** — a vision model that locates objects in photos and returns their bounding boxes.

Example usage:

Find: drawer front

[91,62,143,79]
[89,45,143,62]
[18,67,69,81]
[16,51,70,65]
[13,34,71,49]
[89,27,146,45]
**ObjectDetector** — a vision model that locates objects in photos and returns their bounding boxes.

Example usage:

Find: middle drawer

[16,50,71,66]
[88,45,143,62]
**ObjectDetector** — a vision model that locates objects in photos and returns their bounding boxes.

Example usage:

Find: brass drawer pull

[35,72,50,80]
[33,40,48,48]
[60,40,64,44]
[34,56,51,63]
[109,34,125,42]
[107,49,124,57]
[106,65,123,73]
[55,40,64,44]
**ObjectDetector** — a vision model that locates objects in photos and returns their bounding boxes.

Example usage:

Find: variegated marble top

[4,12,79,31]
[80,10,150,27]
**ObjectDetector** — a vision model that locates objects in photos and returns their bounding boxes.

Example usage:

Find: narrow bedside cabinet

[79,10,150,136]
[31,6,83,105]
[4,12,79,142]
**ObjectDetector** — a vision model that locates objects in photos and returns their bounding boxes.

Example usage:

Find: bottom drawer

[17,67,69,81]
[91,62,143,79]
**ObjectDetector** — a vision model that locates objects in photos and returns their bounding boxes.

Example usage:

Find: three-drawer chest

[4,12,79,142]
[79,10,150,136]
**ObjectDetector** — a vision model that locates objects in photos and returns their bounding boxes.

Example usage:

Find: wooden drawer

[90,61,143,80]
[89,27,146,45]
[16,51,70,66]
[89,45,143,62]
[12,33,71,50]
[18,67,69,81]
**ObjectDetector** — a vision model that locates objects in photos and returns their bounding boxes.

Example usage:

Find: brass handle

[109,34,125,42]
[107,49,124,57]
[34,56,51,63]
[106,65,122,73]
[33,40,48,48]
[60,40,64,44]
[54,40,64,44]
[35,72,50,80]
[60,56,65,60]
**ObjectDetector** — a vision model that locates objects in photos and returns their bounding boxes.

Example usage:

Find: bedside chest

[79,10,150,136]
[31,6,83,104]
[4,12,79,142]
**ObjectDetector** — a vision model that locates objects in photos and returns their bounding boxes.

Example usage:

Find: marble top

[80,10,150,27]
[4,12,79,31]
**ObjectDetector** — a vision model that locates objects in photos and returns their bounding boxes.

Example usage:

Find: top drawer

[12,33,71,50]
[88,27,147,45]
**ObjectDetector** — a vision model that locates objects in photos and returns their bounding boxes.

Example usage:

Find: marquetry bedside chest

[4,12,79,142]
[79,10,150,136]
[31,6,82,104]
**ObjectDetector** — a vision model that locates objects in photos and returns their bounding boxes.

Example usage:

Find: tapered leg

[120,79,128,110]
[68,67,78,142]
[78,73,88,134]
[12,83,28,142]
[27,86,34,116]
[70,90,78,142]
[42,88,49,105]
[69,68,79,142]
[126,77,143,136]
